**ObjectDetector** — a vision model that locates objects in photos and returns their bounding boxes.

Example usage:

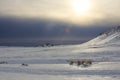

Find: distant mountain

[82,26,120,47]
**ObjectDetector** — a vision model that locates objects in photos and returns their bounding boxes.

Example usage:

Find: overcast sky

[0,0,120,46]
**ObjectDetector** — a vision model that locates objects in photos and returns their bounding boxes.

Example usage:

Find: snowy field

[1,26,120,80]
[0,44,120,80]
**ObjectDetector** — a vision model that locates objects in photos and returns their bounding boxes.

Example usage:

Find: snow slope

[0,26,120,80]
[82,26,120,47]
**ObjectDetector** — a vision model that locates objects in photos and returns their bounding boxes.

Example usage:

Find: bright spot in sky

[71,0,91,15]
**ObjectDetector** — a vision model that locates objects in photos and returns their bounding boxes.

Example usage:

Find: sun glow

[71,0,91,15]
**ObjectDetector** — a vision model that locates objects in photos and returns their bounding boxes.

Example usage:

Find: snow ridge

[82,26,120,47]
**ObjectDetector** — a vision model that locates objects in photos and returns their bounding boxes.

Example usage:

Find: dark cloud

[0,16,111,46]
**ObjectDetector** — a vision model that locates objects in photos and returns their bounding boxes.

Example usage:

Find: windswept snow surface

[0,26,120,80]
[0,45,120,80]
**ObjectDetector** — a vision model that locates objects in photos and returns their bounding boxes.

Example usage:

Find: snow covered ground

[0,45,120,80]
[0,26,120,80]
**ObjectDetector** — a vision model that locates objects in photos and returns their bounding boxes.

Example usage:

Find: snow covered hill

[81,26,120,47]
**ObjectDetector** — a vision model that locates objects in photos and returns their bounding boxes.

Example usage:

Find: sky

[0,0,120,46]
